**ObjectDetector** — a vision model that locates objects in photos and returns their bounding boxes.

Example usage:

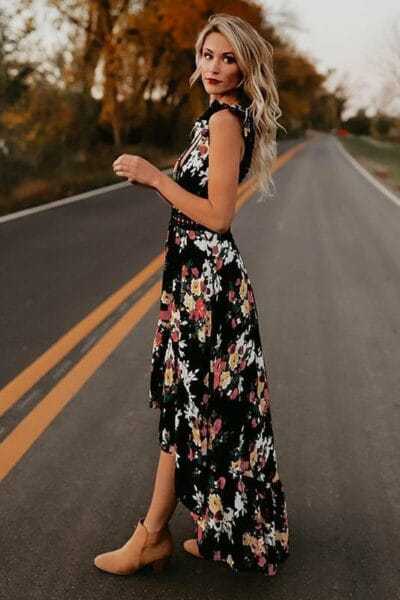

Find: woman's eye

[203,52,234,63]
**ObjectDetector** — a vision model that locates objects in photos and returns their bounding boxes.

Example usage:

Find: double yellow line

[0,135,316,483]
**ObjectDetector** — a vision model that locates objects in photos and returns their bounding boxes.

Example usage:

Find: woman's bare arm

[154,109,243,234]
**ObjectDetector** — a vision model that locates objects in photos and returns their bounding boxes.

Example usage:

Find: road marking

[236,134,318,210]
[335,138,400,208]
[0,136,317,482]
[0,279,162,482]
[0,253,165,417]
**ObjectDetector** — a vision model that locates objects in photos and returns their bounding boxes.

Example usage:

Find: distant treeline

[0,0,392,214]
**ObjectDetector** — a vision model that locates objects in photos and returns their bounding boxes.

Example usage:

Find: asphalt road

[0,133,399,599]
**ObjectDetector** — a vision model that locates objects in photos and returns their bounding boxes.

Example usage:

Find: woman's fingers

[115,169,130,177]
[113,155,133,178]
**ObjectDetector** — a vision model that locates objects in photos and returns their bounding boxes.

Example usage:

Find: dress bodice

[172,98,255,201]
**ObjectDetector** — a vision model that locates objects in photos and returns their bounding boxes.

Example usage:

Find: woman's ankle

[143,517,168,533]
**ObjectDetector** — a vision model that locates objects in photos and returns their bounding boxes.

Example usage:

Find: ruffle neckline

[198,98,251,122]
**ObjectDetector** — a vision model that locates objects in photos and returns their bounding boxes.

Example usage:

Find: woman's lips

[206,78,222,84]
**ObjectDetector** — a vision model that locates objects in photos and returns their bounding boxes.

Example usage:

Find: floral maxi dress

[148,98,290,575]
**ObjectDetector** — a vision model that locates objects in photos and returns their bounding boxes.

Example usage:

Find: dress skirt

[148,209,290,574]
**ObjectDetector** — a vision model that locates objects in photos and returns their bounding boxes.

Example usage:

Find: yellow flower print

[242,533,265,556]
[276,530,289,545]
[192,427,201,446]
[226,554,234,567]
[183,292,196,311]
[205,310,212,335]
[257,378,265,397]
[228,351,239,370]
[161,290,173,305]
[231,458,241,472]
[243,532,258,549]
[198,324,206,342]
[208,493,223,515]
[241,299,250,317]
[191,278,201,296]
[164,368,174,387]
[250,446,258,468]
[259,397,268,414]
[220,371,231,389]
[239,278,248,299]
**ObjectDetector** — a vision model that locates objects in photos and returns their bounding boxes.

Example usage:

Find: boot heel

[152,556,170,573]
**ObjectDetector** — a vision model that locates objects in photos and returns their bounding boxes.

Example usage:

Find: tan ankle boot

[183,538,203,558]
[94,518,173,575]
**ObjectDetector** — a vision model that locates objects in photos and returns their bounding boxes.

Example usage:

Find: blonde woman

[94,13,290,576]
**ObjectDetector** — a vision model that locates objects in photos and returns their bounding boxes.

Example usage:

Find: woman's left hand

[112,154,161,188]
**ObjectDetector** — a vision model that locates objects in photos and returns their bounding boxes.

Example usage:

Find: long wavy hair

[188,13,285,201]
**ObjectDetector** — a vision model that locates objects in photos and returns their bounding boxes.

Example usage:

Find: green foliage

[343,109,371,136]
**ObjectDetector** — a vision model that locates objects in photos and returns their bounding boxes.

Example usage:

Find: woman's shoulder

[193,98,253,140]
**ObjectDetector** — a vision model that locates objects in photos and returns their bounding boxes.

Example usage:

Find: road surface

[0,133,399,599]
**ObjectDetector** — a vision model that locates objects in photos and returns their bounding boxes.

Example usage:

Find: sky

[265,0,400,118]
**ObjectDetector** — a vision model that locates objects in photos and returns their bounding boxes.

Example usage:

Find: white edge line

[334,138,400,208]
[0,167,175,224]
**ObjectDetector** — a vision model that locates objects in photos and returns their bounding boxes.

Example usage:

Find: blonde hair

[189,13,285,201]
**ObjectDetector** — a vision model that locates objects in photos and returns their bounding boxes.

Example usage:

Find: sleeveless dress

[148,98,290,575]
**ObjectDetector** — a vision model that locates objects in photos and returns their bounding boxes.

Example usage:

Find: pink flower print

[257,556,267,567]
[213,418,222,434]
[212,357,226,389]
[218,476,226,489]
[160,307,171,320]
[216,257,223,270]
[228,289,235,301]
[188,229,196,240]
[199,143,208,155]
[213,550,221,560]
[195,298,206,320]
[237,479,244,492]
[230,387,239,400]
[191,266,200,277]
[182,264,189,277]
[171,330,179,342]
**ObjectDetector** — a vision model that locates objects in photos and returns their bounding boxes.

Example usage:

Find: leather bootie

[94,518,173,575]
[183,538,203,558]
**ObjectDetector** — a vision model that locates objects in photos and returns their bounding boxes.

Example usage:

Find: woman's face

[200,32,242,102]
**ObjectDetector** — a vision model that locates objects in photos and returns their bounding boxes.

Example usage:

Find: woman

[94,13,290,576]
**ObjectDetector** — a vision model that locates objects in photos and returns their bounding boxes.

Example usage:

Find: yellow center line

[0,253,165,418]
[0,135,317,483]
[0,280,162,482]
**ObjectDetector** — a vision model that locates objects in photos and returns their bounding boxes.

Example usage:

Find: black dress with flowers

[148,98,290,575]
